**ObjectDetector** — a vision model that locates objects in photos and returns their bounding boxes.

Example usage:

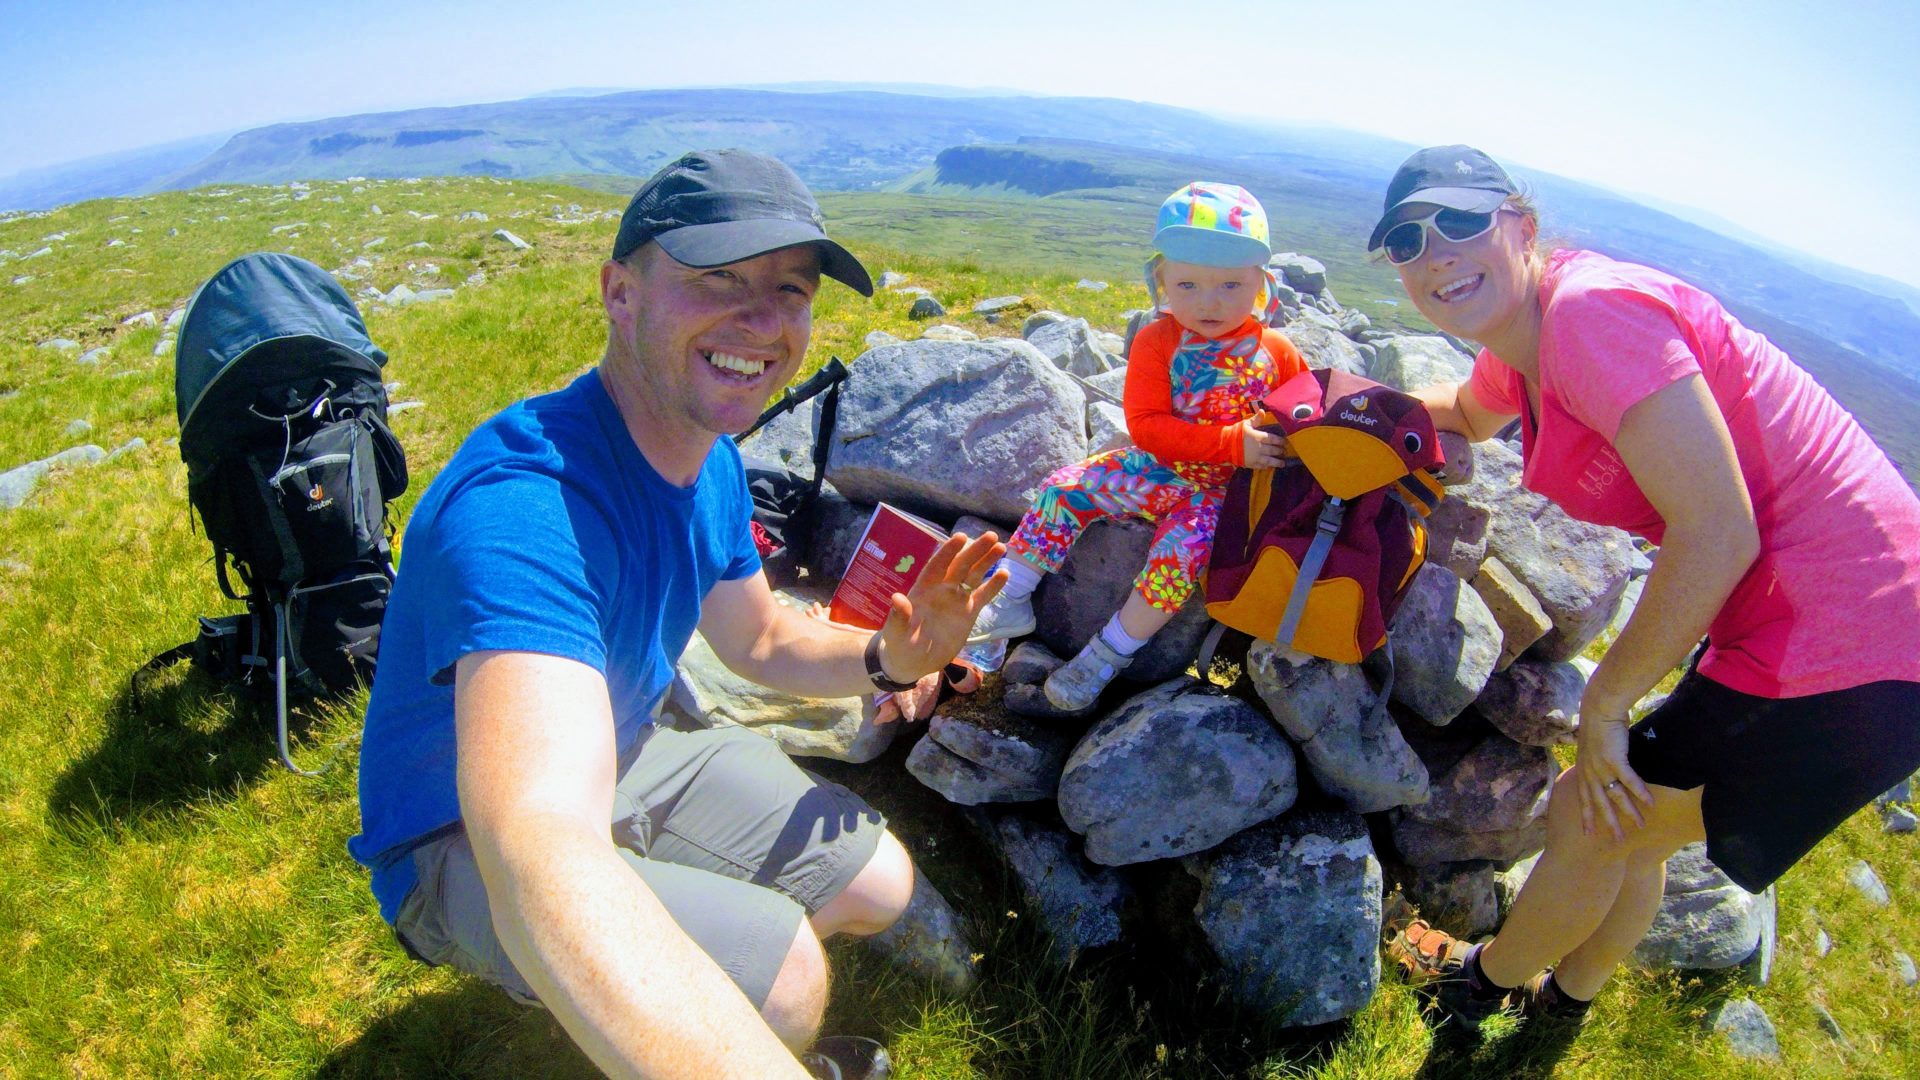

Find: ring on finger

[1605,780,1623,790]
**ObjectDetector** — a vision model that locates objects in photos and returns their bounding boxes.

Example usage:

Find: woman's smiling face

[1394,204,1537,344]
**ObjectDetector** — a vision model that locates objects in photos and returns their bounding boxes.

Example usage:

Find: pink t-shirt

[1468,249,1920,698]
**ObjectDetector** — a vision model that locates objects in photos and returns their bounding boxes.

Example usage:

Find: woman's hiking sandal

[1385,918,1506,1029]
[1515,971,1594,1025]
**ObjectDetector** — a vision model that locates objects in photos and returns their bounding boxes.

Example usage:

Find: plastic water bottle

[959,637,1007,673]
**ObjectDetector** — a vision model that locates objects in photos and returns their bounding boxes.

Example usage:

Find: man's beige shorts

[394,724,887,1008]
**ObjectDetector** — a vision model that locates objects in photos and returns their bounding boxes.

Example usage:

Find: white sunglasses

[1379,206,1512,265]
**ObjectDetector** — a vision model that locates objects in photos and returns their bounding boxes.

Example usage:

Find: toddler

[970,182,1305,712]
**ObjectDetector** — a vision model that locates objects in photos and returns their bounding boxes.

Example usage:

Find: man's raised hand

[875,531,1008,683]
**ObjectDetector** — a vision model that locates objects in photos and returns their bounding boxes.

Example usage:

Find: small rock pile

[673,250,1898,1027]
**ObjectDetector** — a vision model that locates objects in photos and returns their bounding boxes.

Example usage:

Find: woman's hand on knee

[1573,707,1654,842]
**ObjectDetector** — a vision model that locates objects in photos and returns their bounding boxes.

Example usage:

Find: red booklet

[828,502,948,630]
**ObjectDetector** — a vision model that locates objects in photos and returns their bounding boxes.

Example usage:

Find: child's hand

[1240,422,1292,469]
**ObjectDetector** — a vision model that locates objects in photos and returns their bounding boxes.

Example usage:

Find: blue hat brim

[1153,225,1271,268]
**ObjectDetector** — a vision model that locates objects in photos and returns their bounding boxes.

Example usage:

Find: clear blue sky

[4,0,1918,287]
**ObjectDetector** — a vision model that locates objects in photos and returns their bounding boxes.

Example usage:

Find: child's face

[1158,260,1263,336]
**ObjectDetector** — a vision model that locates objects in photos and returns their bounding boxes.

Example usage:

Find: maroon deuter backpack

[1204,368,1446,664]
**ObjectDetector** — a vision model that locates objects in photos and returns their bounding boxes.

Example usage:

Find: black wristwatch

[864,633,918,692]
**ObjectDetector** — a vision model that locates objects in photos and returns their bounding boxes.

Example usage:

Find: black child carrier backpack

[143,252,408,774]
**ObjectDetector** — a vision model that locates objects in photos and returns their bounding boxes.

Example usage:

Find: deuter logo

[1337,396,1380,427]
[306,483,334,513]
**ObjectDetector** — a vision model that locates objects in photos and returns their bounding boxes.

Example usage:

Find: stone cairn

[668,256,1790,1027]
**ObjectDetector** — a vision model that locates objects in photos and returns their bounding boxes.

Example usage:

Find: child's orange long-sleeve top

[1122,314,1307,466]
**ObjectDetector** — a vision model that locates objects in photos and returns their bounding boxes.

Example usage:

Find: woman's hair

[1503,183,1563,280]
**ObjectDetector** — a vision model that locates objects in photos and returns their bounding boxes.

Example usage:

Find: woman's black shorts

[1626,671,1920,892]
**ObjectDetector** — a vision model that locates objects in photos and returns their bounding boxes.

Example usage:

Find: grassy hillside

[1,178,1915,1078]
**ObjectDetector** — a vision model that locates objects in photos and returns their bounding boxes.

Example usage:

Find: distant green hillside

[871,139,1920,485]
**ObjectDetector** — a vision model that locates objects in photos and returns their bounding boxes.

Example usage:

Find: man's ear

[601,257,640,325]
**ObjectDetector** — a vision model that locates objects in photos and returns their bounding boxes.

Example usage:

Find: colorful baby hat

[1153,182,1272,267]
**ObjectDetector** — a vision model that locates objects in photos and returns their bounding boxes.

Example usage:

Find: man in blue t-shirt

[349,150,1006,1080]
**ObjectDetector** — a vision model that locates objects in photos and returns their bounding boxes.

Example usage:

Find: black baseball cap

[1367,145,1519,251]
[612,149,873,296]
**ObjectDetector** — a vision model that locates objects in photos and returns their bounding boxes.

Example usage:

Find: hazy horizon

[3,1,1916,289]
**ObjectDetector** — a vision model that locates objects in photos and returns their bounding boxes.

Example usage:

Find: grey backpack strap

[1196,620,1230,674]
[1275,496,1346,650]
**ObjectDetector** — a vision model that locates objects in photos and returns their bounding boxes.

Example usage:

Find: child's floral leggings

[1005,450,1235,612]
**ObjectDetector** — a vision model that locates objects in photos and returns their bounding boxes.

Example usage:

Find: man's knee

[811,829,914,938]
[762,919,827,1050]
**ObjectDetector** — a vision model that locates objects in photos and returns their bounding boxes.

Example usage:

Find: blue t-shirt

[348,368,761,922]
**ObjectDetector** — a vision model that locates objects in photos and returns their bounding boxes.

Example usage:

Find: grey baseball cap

[1367,145,1519,251]
[612,149,873,296]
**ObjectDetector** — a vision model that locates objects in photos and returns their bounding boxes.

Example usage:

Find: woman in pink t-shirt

[1370,145,1920,1029]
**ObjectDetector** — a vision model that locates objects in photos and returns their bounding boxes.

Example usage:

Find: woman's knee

[1546,763,1704,859]
[761,921,827,1050]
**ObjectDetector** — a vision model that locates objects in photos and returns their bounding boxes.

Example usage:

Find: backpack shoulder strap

[1274,495,1348,650]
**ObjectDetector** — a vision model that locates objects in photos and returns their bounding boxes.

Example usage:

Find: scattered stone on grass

[971,295,1026,316]
[866,873,977,993]
[492,228,531,250]
[1848,860,1890,906]
[908,296,945,319]
[1709,998,1779,1060]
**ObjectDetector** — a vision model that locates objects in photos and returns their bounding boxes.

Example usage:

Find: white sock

[996,557,1043,601]
[1099,612,1151,656]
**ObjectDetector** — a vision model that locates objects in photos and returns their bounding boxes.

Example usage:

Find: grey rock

[1494,853,1539,918]
[48,444,105,468]
[918,324,978,342]
[383,283,416,305]
[1813,1002,1847,1044]
[1392,733,1554,866]
[1087,401,1129,455]
[1075,279,1109,291]
[1247,643,1428,813]
[908,296,945,320]
[1632,844,1775,970]
[982,808,1131,963]
[876,271,909,289]
[64,419,92,437]
[1403,861,1499,936]
[411,288,454,304]
[387,400,425,415]
[1032,518,1212,685]
[1083,367,1129,402]
[668,596,897,763]
[1388,564,1500,725]
[165,307,185,328]
[907,736,1038,804]
[1185,808,1381,1025]
[37,337,81,352]
[1894,951,1917,986]
[457,210,488,222]
[1423,495,1490,579]
[866,872,977,992]
[972,295,1026,315]
[737,393,823,472]
[1058,679,1298,865]
[827,339,1087,524]
[1475,658,1584,747]
[1367,336,1474,392]
[1709,998,1779,1060]
[1092,331,1124,358]
[1338,309,1371,338]
[1455,440,1635,660]
[1434,432,1475,486]
[1280,324,1369,376]
[1470,557,1552,671]
[0,461,52,509]
[1003,641,1065,687]
[1607,574,1647,636]
[491,228,530,250]
[1287,306,1345,333]
[807,492,877,586]
[1848,860,1890,906]
[154,336,175,357]
[909,705,1078,804]
[1270,253,1327,295]
[76,347,110,365]
[106,437,146,461]
[1816,927,1833,957]
[864,330,902,349]
[1885,805,1918,834]
[1027,317,1113,378]
[1021,310,1069,336]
